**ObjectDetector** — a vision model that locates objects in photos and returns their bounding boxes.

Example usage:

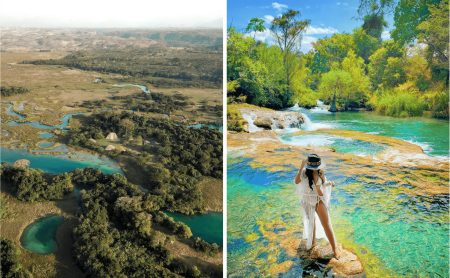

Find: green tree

[245,18,267,41]
[319,70,353,111]
[416,0,449,85]
[391,0,440,46]
[354,0,396,40]
[270,9,310,95]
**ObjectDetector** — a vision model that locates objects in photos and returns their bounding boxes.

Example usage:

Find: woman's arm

[294,159,307,184]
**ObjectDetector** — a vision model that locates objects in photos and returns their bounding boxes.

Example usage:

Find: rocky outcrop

[14,159,30,167]
[105,145,116,151]
[236,107,305,131]
[297,239,365,277]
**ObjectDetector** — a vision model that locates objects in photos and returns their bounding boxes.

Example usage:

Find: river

[227,101,449,277]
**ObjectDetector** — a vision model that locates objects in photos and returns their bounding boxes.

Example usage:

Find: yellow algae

[228,129,448,196]
[268,261,294,275]
[245,233,260,242]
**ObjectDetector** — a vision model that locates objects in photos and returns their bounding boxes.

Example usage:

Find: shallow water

[113,84,151,94]
[20,215,64,254]
[165,211,223,246]
[188,124,224,132]
[228,103,449,277]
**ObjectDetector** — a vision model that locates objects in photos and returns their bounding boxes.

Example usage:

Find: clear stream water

[228,102,449,277]
[20,215,65,254]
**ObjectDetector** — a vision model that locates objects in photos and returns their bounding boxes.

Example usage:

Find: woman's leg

[308,218,316,250]
[315,200,339,257]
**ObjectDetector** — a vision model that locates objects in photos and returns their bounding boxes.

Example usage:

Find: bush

[368,88,425,117]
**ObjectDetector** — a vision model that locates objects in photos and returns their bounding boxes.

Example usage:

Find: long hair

[304,169,324,191]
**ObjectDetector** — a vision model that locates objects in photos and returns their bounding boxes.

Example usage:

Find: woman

[294,154,340,258]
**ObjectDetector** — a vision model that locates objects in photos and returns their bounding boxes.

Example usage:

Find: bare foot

[333,247,341,259]
[307,242,318,251]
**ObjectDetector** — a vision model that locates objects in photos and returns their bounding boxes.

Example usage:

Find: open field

[0,184,84,278]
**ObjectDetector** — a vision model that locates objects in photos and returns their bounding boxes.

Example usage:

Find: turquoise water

[37,141,55,148]
[228,106,449,277]
[113,84,151,94]
[188,124,224,132]
[1,147,124,174]
[39,133,54,138]
[20,215,65,254]
[286,105,449,157]
[165,211,223,246]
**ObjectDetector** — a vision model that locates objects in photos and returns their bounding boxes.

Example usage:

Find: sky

[1,0,223,28]
[227,0,395,52]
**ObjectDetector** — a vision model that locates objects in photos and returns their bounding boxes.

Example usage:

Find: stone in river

[254,117,272,130]
[295,239,365,277]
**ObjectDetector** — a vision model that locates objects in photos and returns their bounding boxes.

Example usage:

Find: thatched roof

[106,132,118,140]
[105,145,116,151]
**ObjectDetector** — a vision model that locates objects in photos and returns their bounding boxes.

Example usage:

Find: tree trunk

[329,89,338,112]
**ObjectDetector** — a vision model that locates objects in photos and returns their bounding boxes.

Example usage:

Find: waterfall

[300,113,332,131]
[242,113,263,132]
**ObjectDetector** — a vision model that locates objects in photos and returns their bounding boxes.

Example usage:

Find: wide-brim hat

[305,154,326,170]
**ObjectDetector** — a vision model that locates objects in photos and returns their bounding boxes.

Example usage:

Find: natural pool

[227,103,449,277]
[165,211,223,246]
[20,215,65,254]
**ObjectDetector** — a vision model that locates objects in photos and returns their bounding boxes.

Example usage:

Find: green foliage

[421,90,449,118]
[319,69,353,109]
[192,237,220,257]
[0,86,30,97]
[1,238,30,278]
[227,107,247,132]
[0,166,73,202]
[391,0,440,46]
[368,87,426,117]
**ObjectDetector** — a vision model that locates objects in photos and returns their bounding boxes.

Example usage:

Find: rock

[254,117,272,130]
[13,159,30,167]
[296,239,365,277]
[328,245,364,277]
[242,122,249,133]
[88,138,97,143]
[106,132,118,140]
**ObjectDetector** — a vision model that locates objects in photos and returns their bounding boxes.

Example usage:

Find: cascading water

[242,113,263,132]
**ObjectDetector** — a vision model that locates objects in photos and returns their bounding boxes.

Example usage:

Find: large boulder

[105,145,116,151]
[254,117,272,130]
[296,239,365,277]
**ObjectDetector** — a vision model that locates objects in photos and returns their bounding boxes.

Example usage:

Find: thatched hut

[106,132,118,140]
[105,145,116,151]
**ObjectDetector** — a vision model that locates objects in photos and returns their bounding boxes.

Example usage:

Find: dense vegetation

[0,166,222,277]
[104,30,223,50]
[1,238,29,278]
[0,86,29,97]
[23,46,222,89]
[227,0,448,118]
[68,110,222,214]
[0,166,73,202]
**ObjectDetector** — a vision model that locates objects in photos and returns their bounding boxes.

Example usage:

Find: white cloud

[264,15,275,23]
[301,36,318,53]
[272,2,288,10]
[337,2,341,4]
[243,30,273,44]
[381,30,391,41]
[344,3,348,5]
[305,26,339,35]
[306,5,310,9]
[320,23,325,26]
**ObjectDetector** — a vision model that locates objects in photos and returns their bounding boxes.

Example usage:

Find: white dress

[294,168,334,249]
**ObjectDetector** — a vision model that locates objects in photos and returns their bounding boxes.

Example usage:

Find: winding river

[227,101,449,277]
[2,86,224,250]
